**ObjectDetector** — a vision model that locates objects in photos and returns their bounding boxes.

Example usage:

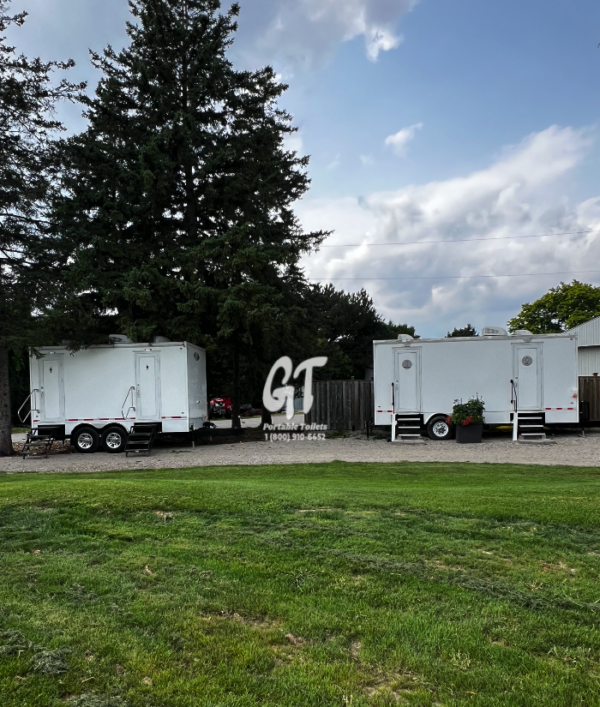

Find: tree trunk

[260,408,272,430]
[231,340,241,429]
[0,348,13,457]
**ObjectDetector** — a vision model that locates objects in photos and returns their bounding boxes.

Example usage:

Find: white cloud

[365,26,404,61]
[327,154,341,170]
[283,132,304,155]
[236,0,420,70]
[360,154,374,166]
[384,122,423,156]
[299,126,599,336]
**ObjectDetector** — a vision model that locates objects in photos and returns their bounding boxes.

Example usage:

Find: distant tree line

[446,324,477,337]
[508,281,600,333]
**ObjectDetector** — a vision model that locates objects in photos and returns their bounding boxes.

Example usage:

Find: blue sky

[8,0,600,336]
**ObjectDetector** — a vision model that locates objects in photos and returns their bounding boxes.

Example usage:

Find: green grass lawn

[1,462,600,707]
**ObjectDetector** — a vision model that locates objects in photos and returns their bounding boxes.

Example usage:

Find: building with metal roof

[570,316,600,376]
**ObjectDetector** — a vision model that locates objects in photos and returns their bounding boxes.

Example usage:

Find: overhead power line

[308,269,600,282]
[318,230,595,248]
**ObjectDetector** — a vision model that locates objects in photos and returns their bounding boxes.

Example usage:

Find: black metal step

[22,433,55,459]
[515,411,547,441]
[125,424,159,457]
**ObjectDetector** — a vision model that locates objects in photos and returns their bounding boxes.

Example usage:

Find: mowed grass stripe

[0,461,600,706]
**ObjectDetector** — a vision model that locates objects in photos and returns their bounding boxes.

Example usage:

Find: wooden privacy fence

[305,379,374,431]
[579,376,600,421]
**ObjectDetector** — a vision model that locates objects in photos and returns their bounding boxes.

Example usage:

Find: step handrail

[18,389,40,424]
[510,379,518,410]
[510,379,518,441]
[121,386,136,419]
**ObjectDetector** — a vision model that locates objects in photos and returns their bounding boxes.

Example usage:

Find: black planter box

[455,422,483,444]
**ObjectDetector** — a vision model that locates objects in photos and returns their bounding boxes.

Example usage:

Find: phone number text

[265,433,326,442]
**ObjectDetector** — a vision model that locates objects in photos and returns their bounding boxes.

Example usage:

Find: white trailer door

[513,345,542,410]
[394,350,420,412]
[135,353,161,419]
[39,356,64,421]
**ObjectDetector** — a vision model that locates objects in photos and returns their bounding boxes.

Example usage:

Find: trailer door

[513,345,542,410]
[394,349,420,412]
[39,356,64,421]
[135,353,161,419]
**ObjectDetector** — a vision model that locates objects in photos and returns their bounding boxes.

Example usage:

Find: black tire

[427,416,454,441]
[72,426,101,453]
[101,426,128,453]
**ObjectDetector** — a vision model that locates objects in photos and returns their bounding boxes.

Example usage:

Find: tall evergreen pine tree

[55,0,325,426]
[0,1,82,456]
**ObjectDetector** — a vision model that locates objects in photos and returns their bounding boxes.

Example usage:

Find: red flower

[446,416,452,425]
[462,416,473,427]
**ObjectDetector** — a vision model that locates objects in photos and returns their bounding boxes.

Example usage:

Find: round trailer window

[522,355,533,367]
[402,359,413,369]
[194,352,200,361]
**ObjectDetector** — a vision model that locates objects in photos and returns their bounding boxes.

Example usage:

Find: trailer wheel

[427,416,453,441]
[101,426,128,453]
[72,426,100,453]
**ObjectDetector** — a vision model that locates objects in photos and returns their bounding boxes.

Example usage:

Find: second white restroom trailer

[373,330,579,441]
[26,341,207,453]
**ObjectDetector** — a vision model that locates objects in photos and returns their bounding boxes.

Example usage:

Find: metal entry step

[22,432,54,459]
[393,414,426,444]
[125,424,159,457]
[515,411,549,443]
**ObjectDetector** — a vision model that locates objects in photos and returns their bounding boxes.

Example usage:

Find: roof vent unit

[152,336,171,343]
[109,334,134,345]
[514,330,533,336]
[398,334,414,342]
[481,327,507,337]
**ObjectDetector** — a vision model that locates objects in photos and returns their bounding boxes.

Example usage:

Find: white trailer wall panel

[374,333,578,427]
[187,344,208,428]
[29,342,207,436]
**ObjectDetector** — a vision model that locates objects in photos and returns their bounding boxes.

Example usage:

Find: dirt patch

[433,561,464,572]
[64,583,98,603]
[350,640,362,660]
[200,611,281,632]
[541,561,576,575]
[153,511,174,520]
[364,671,424,702]
[296,508,335,514]
[284,633,306,646]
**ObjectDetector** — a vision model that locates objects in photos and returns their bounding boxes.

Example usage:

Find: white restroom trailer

[26,341,208,453]
[373,330,579,441]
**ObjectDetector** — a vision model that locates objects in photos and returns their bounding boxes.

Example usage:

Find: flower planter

[455,422,483,444]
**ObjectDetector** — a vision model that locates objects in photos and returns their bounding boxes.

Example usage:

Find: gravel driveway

[2,429,600,473]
